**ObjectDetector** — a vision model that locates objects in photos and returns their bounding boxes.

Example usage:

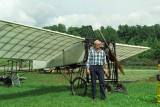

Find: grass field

[0,70,160,107]
[122,66,159,70]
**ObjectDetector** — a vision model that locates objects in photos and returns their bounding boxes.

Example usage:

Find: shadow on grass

[85,85,94,99]
[85,92,93,99]
[0,85,71,101]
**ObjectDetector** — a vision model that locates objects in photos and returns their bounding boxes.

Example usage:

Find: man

[86,40,108,101]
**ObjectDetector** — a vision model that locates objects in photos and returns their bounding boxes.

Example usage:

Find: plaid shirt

[86,48,107,68]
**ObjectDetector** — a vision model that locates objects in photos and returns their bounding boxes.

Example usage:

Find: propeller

[86,25,124,75]
[99,30,125,75]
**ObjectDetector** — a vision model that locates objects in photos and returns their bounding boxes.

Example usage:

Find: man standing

[86,40,108,101]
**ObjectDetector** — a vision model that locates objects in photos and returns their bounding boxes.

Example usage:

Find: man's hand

[87,68,90,75]
[104,64,108,75]
[105,69,108,75]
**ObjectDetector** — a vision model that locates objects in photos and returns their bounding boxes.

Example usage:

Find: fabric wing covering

[115,43,150,61]
[0,19,150,62]
[0,20,85,61]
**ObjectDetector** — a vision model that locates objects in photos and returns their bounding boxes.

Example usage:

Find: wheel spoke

[72,77,87,96]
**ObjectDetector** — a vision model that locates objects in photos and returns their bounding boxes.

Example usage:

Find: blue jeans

[90,65,106,99]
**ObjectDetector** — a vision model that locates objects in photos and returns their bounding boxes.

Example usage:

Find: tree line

[43,24,160,60]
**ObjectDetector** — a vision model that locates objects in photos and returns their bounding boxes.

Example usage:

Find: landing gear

[105,82,127,93]
[117,82,127,92]
[105,84,115,93]
[3,76,12,87]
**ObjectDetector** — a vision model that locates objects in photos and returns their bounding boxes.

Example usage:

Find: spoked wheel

[72,77,87,96]
[105,84,115,93]
[3,76,12,87]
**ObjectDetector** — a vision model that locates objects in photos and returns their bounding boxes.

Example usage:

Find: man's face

[94,42,101,49]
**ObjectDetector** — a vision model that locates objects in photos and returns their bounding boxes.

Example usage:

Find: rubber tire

[3,77,12,87]
[117,82,127,92]
[71,77,87,96]
[105,84,115,93]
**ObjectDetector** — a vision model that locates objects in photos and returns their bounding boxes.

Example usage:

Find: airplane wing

[0,20,85,61]
[115,43,150,61]
[0,19,150,67]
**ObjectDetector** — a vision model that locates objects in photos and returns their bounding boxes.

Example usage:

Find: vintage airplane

[0,19,150,95]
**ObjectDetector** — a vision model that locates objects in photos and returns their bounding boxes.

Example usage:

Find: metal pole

[29,60,30,72]
[8,60,9,71]
[19,60,20,71]
[16,62,17,72]
[11,61,13,71]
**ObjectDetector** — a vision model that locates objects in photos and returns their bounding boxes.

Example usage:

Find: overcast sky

[0,0,160,29]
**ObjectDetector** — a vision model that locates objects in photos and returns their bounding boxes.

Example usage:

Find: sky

[0,0,160,29]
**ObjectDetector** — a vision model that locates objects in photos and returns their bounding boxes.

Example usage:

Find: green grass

[0,71,160,107]
[122,66,159,70]
[118,70,159,82]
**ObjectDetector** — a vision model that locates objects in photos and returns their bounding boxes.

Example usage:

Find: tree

[101,26,119,42]
[57,24,66,33]
[43,24,66,33]
[42,23,160,59]
[67,27,80,36]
